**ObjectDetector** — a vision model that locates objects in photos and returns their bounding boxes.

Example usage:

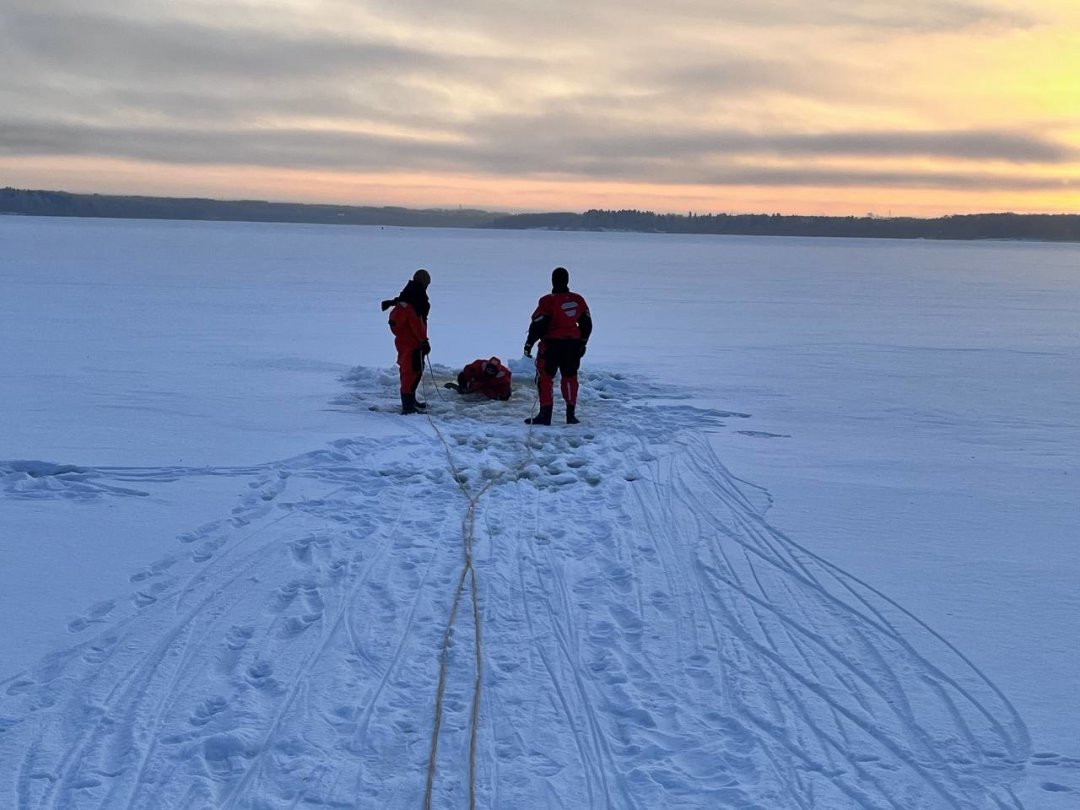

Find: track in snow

[0,365,1045,808]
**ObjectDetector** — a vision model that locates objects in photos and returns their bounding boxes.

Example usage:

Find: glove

[421,339,431,356]
[523,343,533,358]
[579,341,587,358]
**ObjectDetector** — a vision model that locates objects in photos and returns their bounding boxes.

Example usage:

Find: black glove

[421,339,431,356]
[523,343,533,358]
[579,341,587,357]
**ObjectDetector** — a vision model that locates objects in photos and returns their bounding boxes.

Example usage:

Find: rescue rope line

[424,355,448,403]
[420,356,537,810]
[422,466,488,810]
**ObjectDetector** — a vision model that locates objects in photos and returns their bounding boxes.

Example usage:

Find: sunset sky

[2,0,1078,216]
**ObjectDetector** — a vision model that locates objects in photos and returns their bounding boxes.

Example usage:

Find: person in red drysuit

[380,268,431,414]
[523,266,592,425]
[445,356,513,400]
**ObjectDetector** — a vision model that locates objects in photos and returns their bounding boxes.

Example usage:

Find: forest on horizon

[4,187,1079,242]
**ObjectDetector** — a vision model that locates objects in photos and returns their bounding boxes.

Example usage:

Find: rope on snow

[420,356,540,810]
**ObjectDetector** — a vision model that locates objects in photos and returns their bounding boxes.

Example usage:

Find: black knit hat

[551,266,569,288]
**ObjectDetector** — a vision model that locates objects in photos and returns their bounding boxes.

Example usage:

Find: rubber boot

[524,405,553,425]
[401,392,418,415]
[410,377,427,410]
[566,404,579,424]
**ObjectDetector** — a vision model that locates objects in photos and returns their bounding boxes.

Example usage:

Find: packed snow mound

[0,366,1033,809]
[1,460,154,499]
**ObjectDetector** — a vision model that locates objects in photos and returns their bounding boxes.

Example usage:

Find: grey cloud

[0,2,1034,145]
[4,8,462,83]
[0,119,480,173]
[1,0,1068,201]
[756,131,1077,163]
[568,128,1077,165]
[0,0,1036,99]
[467,112,1078,165]
[0,5,542,145]
[0,3,550,146]
[2,118,1072,193]
[0,78,459,136]
[643,58,829,100]
[350,0,1032,35]
[699,0,1033,32]
[2,6,536,88]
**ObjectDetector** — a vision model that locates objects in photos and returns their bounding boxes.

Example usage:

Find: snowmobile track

[0,366,1036,809]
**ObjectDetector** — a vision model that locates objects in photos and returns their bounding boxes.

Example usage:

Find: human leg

[396,338,422,414]
[409,347,426,409]
[525,346,556,424]
[555,340,581,423]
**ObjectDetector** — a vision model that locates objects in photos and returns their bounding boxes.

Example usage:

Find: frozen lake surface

[1,216,1077,807]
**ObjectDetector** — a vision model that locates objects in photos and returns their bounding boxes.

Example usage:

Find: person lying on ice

[523,266,592,425]
[444,356,513,400]
[381,268,431,415]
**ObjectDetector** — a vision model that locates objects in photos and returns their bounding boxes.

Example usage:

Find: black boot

[401,392,418,415]
[410,378,426,409]
[524,405,553,425]
[566,404,579,424]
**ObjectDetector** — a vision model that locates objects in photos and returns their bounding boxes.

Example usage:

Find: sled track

[0,365,1043,809]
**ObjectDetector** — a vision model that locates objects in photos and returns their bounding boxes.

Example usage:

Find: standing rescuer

[381,268,431,414]
[523,266,592,425]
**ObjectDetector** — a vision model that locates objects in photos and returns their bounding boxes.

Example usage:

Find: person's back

[533,290,589,341]
[524,266,592,425]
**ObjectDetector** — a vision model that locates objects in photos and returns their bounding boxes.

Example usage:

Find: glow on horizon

[1,0,1077,217]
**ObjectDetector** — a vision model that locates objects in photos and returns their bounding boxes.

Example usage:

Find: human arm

[524,298,550,356]
[577,303,592,354]
[577,302,592,343]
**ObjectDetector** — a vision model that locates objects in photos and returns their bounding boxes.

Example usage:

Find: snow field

[1,216,1077,809]
[0,365,1043,809]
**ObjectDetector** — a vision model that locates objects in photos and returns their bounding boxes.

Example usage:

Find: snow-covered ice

[1,216,1077,808]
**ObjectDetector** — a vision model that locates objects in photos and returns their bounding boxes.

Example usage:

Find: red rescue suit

[528,291,591,408]
[388,302,427,394]
[457,357,512,400]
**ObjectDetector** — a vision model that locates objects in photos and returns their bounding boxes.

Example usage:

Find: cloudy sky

[2,0,1078,215]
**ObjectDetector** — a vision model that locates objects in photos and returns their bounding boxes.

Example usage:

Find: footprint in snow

[1042,782,1073,793]
[66,599,116,632]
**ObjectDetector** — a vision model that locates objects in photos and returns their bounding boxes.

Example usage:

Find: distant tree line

[0,188,496,229]
[3,187,1078,242]
[487,208,1080,242]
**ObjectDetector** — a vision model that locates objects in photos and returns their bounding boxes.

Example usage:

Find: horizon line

[5,185,1078,222]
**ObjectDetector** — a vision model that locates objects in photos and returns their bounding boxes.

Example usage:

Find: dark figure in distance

[381,268,431,414]
[523,266,592,425]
